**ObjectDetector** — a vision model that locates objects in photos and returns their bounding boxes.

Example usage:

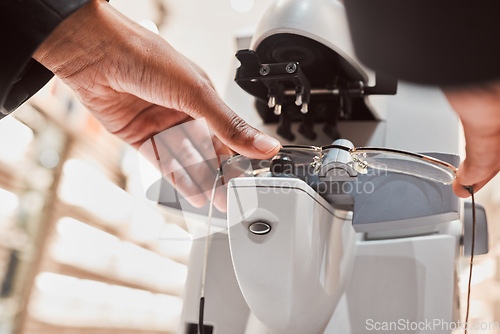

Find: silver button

[249,222,271,235]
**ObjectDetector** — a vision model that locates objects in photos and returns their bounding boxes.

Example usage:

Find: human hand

[139,119,230,211]
[33,0,281,209]
[444,82,500,198]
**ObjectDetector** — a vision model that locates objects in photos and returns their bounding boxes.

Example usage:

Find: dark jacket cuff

[0,0,92,118]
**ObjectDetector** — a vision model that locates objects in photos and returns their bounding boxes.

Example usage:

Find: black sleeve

[0,0,92,119]
[343,0,500,86]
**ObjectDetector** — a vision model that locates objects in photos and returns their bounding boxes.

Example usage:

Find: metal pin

[268,96,276,108]
[295,94,303,106]
[300,102,308,114]
[274,104,282,115]
[339,95,345,118]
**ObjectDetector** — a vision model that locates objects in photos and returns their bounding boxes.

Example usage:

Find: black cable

[198,296,205,334]
[198,170,220,334]
[464,185,475,334]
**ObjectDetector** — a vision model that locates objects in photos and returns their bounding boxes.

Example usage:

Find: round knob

[249,221,272,235]
[270,155,295,177]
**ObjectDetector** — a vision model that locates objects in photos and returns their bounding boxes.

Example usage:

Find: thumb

[453,158,498,198]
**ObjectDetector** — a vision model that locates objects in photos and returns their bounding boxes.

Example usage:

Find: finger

[139,136,207,207]
[183,83,281,159]
[112,103,190,149]
[120,39,281,158]
[453,175,495,198]
[170,161,208,208]
[155,130,216,203]
[161,136,217,200]
[212,135,233,158]
[180,119,233,160]
[177,119,232,211]
[174,138,228,212]
[452,159,500,197]
[178,118,220,173]
[143,121,231,211]
[457,157,499,187]
[156,122,231,212]
[159,157,208,208]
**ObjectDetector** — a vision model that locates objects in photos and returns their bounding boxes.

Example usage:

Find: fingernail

[253,133,280,155]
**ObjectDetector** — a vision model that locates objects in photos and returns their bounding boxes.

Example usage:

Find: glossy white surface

[179,0,463,332]
[251,0,374,85]
[227,177,356,334]
[325,229,460,333]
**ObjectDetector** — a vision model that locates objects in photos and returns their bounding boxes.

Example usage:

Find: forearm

[31,0,280,158]
[34,0,120,83]
[32,0,189,140]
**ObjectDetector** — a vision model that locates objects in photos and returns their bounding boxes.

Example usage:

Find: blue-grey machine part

[463,202,489,256]
[315,152,461,232]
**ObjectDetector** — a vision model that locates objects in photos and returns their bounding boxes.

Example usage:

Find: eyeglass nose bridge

[317,139,359,181]
[318,161,359,181]
[318,145,358,182]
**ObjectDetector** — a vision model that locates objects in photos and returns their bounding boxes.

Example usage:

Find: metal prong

[300,102,308,114]
[339,95,345,118]
[268,96,276,108]
[295,94,303,106]
[274,104,282,115]
[353,159,368,174]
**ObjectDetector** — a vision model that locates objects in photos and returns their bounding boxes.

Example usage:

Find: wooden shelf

[53,202,127,241]
[24,318,174,334]
[42,261,183,298]
[28,96,126,186]
[0,160,24,193]
[52,202,188,264]
[3,82,190,334]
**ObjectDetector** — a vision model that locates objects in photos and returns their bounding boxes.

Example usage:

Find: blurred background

[0,0,498,333]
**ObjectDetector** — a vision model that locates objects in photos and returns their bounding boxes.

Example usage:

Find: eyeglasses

[217,145,473,334]
[222,144,457,185]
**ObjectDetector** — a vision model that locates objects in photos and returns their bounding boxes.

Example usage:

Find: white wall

[112,0,271,94]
